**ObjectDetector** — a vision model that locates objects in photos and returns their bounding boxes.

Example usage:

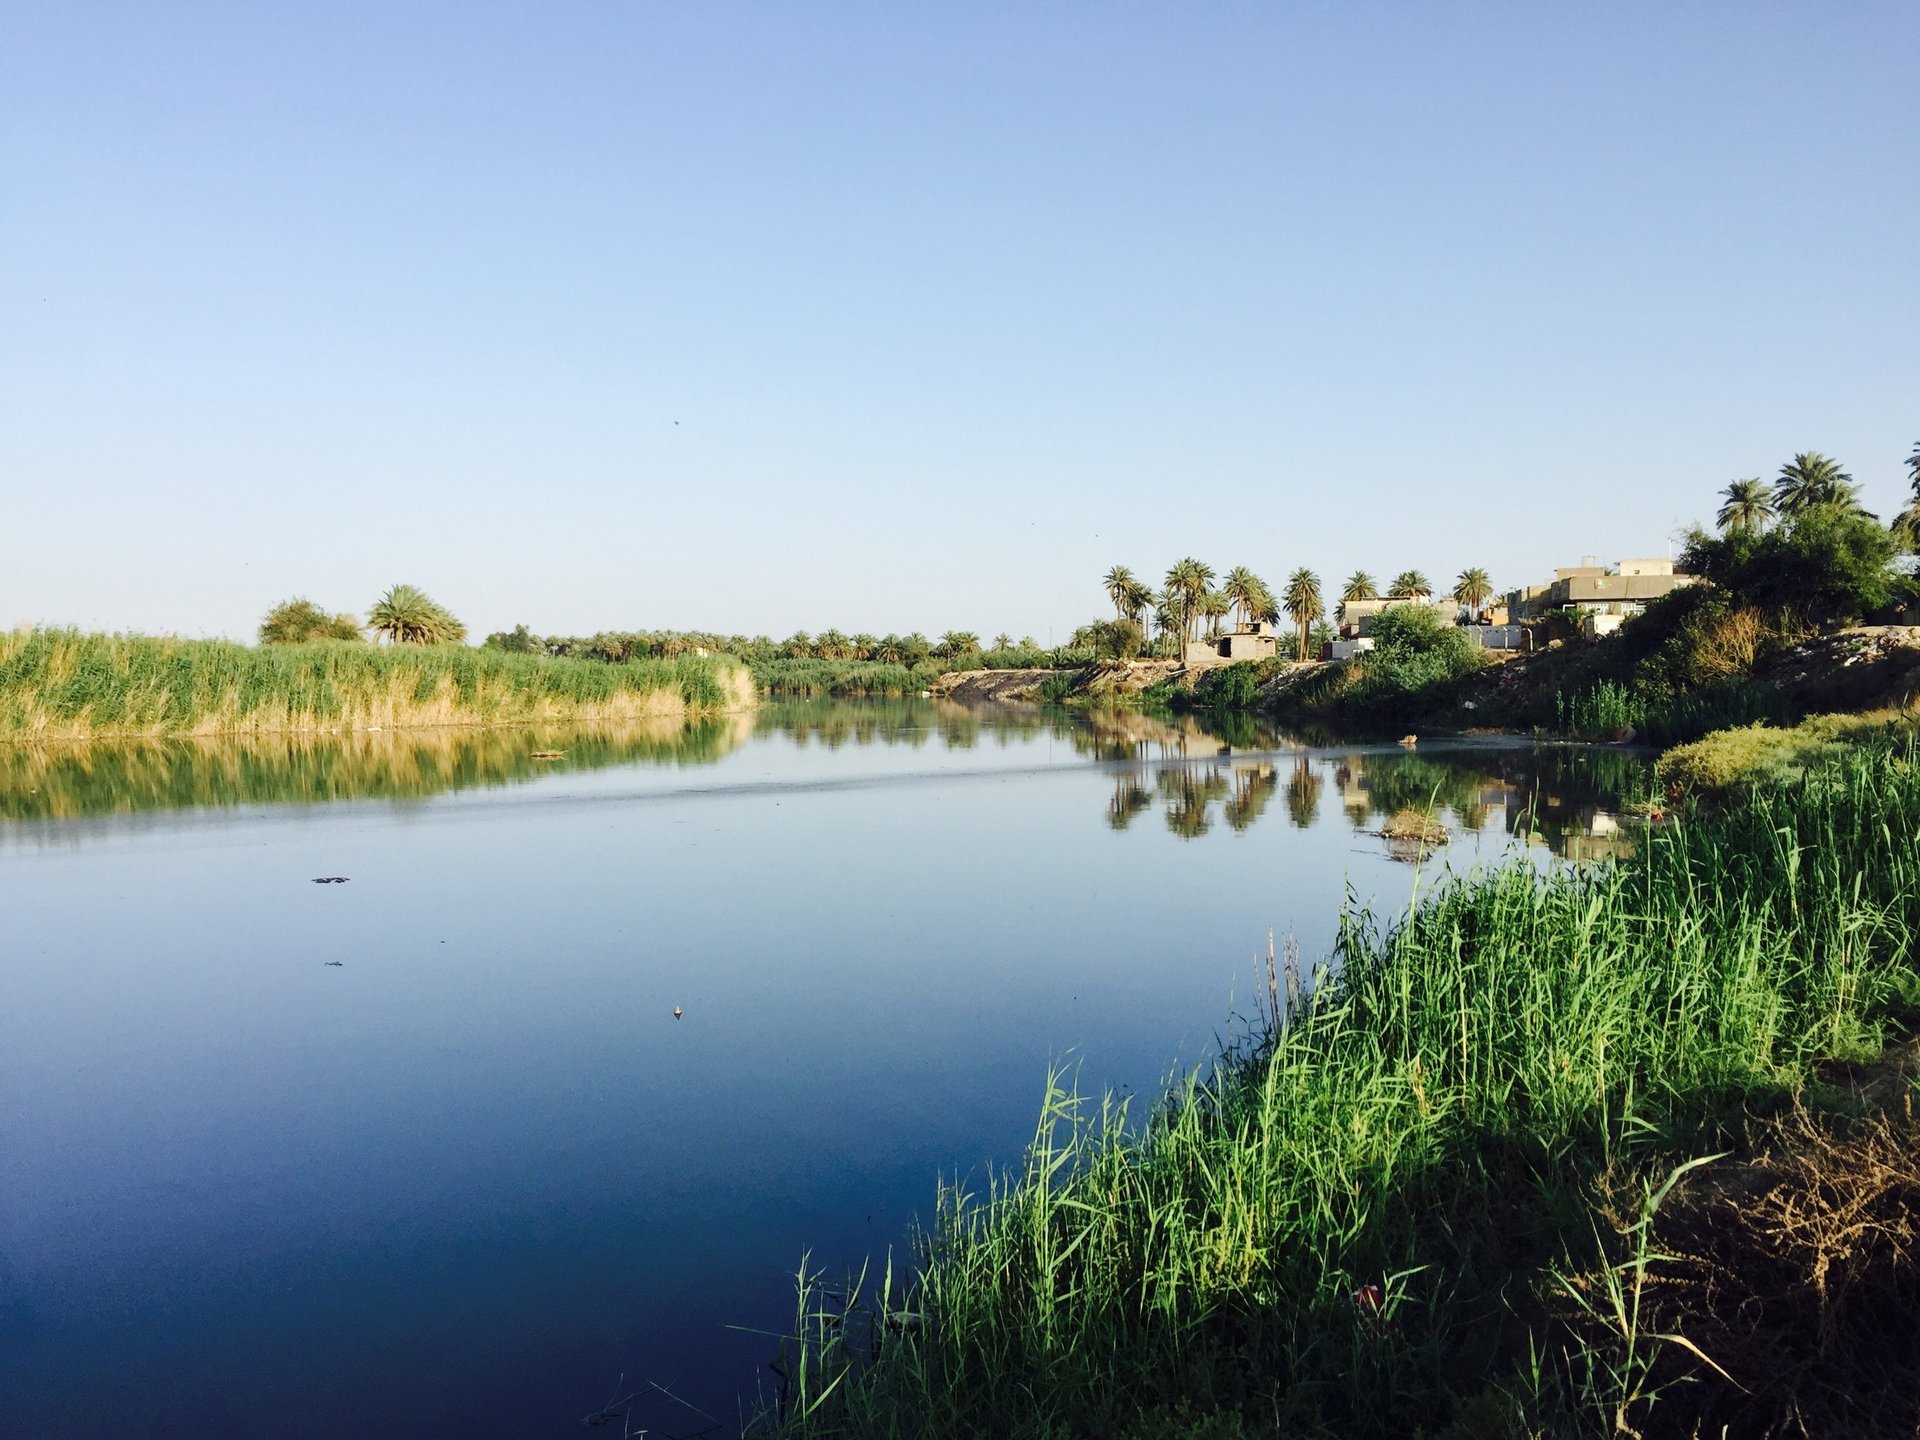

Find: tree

[1165,558,1215,641]
[936,631,982,659]
[815,628,853,660]
[1774,452,1860,518]
[1679,504,1898,623]
[1388,571,1431,601]
[367,584,464,645]
[1104,565,1140,621]
[1207,589,1237,639]
[992,633,1013,651]
[483,623,540,654]
[1220,566,1269,630]
[1895,443,1920,551]
[1716,478,1776,535]
[259,597,362,644]
[1282,568,1323,661]
[873,635,906,664]
[1341,571,1379,603]
[1452,567,1494,618]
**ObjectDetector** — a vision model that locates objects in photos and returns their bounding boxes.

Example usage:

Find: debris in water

[531,750,565,760]
[323,961,343,967]
[311,876,350,884]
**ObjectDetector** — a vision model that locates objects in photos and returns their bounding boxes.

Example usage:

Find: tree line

[1713,446,1920,544]
[1087,561,1498,663]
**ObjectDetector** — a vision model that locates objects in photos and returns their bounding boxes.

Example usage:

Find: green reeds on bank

[767,740,1920,1440]
[0,628,753,739]
[750,658,940,699]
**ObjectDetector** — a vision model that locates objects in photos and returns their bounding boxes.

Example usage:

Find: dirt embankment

[1755,626,1920,712]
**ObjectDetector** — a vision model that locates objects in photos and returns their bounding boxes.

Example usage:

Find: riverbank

[0,628,754,740]
[766,739,1920,1440]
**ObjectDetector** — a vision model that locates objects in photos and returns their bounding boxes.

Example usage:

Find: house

[1185,621,1280,665]
[1505,556,1696,629]
[1335,596,1455,639]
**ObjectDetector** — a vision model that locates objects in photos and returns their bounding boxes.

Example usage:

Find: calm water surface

[0,701,1648,1438]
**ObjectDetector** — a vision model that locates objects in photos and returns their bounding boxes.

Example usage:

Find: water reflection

[1073,708,1652,860]
[0,699,1652,861]
[0,715,753,823]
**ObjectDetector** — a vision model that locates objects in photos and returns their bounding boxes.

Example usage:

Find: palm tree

[1220,566,1268,630]
[1153,588,1183,656]
[1388,571,1431,601]
[1341,571,1379,604]
[1896,443,1920,551]
[1282,568,1323,661]
[1199,589,1231,640]
[1164,558,1215,640]
[1716,478,1776,535]
[367,584,464,645]
[1452,567,1494,619]
[1104,566,1139,621]
[873,635,906,664]
[992,633,1013,651]
[1774,452,1860,517]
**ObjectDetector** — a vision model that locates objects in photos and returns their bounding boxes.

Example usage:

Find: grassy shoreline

[766,738,1920,1439]
[0,628,754,741]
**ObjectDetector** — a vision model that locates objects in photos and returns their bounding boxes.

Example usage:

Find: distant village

[1184,555,1694,667]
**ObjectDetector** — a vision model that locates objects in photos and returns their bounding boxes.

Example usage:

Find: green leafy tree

[367,584,464,645]
[482,623,541,654]
[1388,571,1431,601]
[1283,568,1323,661]
[782,631,814,659]
[1774,452,1860,517]
[992,633,1013,651]
[259,597,362,644]
[936,630,982,659]
[1452,567,1494,618]
[1104,566,1140,621]
[1716,478,1776,535]
[1679,504,1898,623]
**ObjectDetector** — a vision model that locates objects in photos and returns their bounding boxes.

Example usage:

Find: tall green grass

[751,658,940,698]
[0,628,750,738]
[766,740,1920,1439]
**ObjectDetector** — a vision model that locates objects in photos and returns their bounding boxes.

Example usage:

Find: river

[0,699,1649,1438]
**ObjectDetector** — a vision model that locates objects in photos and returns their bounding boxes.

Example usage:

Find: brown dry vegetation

[1559,1062,1920,1440]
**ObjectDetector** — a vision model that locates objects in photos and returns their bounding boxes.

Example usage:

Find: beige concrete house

[1185,621,1281,665]
[1505,556,1695,629]
[1336,596,1455,639]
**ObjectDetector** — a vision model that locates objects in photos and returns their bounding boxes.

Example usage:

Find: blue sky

[4,3,1915,642]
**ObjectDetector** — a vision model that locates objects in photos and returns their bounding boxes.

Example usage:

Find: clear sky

[4,2,1915,642]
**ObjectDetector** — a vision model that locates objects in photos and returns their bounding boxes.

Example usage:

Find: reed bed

[751,659,939,699]
[0,629,752,739]
[767,740,1920,1439]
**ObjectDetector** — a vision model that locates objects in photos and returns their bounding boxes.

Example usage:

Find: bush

[1679,504,1901,624]
[1342,605,1484,712]
[258,598,362,644]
